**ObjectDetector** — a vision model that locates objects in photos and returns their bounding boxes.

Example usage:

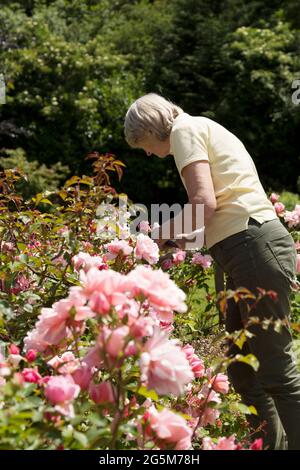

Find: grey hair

[124,93,184,147]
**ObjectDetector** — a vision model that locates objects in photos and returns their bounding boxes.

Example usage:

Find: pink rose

[47,352,79,375]
[22,368,42,384]
[274,202,285,216]
[72,251,107,272]
[129,316,154,338]
[172,250,186,265]
[99,325,132,359]
[139,220,151,233]
[72,363,92,391]
[211,373,230,394]
[105,239,133,259]
[284,210,300,228]
[128,266,187,314]
[10,274,31,294]
[89,381,115,404]
[250,438,263,450]
[199,389,221,425]
[140,328,193,396]
[182,344,205,378]
[25,349,37,362]
[269,193,280,204]
[146,406,192,450]
[134,234,159,265]
[88,291,111,315]
[8,344,20,355]
[202,435,237,450]
[45,375,80,417]
[8,353,24,367]
[77,268,129,307]
[24,293,89,352]
[191,253,213,268]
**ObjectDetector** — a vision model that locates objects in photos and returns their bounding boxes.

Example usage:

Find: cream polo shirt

[169,113,277,249]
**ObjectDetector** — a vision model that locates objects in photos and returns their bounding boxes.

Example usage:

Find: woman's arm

[182,160,216,225]
[155,161,216,249]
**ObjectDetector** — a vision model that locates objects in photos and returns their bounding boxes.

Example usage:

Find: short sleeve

[170,117,209,176]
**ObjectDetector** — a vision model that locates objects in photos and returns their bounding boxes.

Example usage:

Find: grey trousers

[209,218,300,450]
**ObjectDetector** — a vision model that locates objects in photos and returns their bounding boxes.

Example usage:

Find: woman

[124,93,300,450]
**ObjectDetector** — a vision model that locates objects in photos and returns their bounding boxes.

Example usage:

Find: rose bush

[0,154,298,450]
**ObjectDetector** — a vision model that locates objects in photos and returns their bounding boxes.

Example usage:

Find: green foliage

[1,0,299,206]
[0,157,269,449]
[0,148,70,200]
[0,3,141,175]
[279,191,300,211]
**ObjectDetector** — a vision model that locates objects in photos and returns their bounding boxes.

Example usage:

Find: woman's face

[138,135,170,159]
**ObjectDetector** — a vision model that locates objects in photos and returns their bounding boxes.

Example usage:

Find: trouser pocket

[266,233,298,291]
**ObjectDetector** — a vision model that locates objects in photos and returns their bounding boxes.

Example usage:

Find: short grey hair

[124,93,183,147]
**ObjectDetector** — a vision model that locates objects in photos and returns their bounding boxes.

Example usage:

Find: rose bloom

[25,349,37,362]
[47,352,80,375]
[45,375,80,418]
[24,295,88,351]
[191,253,213,268]
[22,368,42,384]
[8,344,20,355]
[145,406,192,450]
[202,435,237,450]
[72,251,107,272]
[250,438,263,450]
[134,234,159,265]
[269,193,280,204]
[210,373,230,394]
[98,325,135,360]
[76,268,130,306]
[140,328,193,396]
[89,381,115,404]
[172,250,186,265]
[284,209,300,228]
[105,239,133,259]
[274,202,285,216]
[72,363,92,391]
[182,344,205,378]
[198,389,221,426]
[10,274,31,295]
[128,266,187,314]
[139,220,151,233]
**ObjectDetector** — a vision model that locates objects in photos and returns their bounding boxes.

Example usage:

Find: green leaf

[230,402,257,415]
[235,331,247,350]
[235,354,259,371]
[40,198,53,205]
[73,431,88,448]
[137,386,158,401]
